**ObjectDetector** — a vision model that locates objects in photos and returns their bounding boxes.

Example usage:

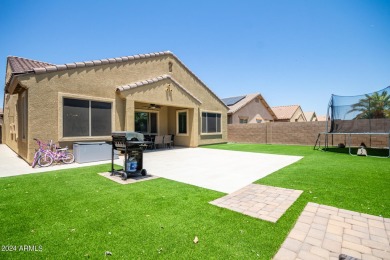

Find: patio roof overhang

[116,74,202,107]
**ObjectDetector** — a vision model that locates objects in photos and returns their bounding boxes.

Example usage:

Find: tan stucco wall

[231,98,274,124]
[2,92,28,161]
[3,93,18,151]
[4,53,227,162]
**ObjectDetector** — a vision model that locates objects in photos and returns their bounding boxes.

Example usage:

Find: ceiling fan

[144,104,161,110]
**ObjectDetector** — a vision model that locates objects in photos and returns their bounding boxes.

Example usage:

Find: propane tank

[125,157,138,172]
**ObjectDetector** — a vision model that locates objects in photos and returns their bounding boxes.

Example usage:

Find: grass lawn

[1,144,389,259]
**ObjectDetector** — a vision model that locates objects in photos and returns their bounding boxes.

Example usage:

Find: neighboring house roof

[304,111,317,121]
[272,105,299,120]
[272,105,306,121]
[222,95,246,107]
[7,56,54,74]
[116,74,202,104]
[5,51,228,109]
[317,115,328,121]
[221,93,277,120]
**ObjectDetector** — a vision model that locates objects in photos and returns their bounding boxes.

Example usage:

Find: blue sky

[1,0,389,115]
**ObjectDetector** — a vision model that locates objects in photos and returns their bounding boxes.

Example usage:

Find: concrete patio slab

[0,145,302,195]
[210,184,303,222]
[274,202,390,260]
[143,148,302,193]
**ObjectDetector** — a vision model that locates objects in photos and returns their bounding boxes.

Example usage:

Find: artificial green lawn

[0,144,389,259]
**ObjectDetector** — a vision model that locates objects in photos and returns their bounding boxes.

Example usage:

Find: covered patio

[133,101,195,147]
[116,74,205,148]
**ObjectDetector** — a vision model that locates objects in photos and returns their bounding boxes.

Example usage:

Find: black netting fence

[328,86,390,133]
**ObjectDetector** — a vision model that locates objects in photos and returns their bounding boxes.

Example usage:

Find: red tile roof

[30,51,173,74]
[7,56,53,74]
[6,51,228,109]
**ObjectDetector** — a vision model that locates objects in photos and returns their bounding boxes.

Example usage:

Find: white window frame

[201,110,222,135]
[176,109,189,136]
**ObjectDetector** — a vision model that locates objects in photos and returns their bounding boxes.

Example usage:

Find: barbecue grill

[111,131,149,180]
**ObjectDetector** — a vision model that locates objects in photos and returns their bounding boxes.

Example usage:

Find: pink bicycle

[33,139,75,167]
[32,138,50,168]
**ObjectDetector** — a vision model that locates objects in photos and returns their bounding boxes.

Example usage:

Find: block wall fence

[227,121,389,148]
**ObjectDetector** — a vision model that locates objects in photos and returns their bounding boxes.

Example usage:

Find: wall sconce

[166,84,173,92]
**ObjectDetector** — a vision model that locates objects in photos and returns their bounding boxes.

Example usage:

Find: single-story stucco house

[221,93,277,124]
[316,115,328,121]
[272,105,307,122]
[0,108,3,143]
[303,111,318,122]
[3,51,228,164]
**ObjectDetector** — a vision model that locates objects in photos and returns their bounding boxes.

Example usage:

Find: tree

[347,91,390,119]
[135,112,148,132]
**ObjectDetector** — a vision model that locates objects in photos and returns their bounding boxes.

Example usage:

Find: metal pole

[111,139,114,175]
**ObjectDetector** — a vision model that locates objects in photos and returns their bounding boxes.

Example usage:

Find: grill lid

[112,131,144,141]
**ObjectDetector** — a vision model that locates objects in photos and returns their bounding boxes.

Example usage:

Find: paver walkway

[274,202,390,260]
[210,184,303,223]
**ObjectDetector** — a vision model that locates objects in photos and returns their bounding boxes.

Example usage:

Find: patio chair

[153,135,164,149]
[170,135,174,148]
[143,135,155,150]
[163,135,172,148]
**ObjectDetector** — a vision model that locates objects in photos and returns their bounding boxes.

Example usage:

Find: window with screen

[201,112,221,134]
[91,101,112,136]
[63,98,111,137]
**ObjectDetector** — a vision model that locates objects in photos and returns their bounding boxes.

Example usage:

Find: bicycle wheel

[38,154,53,167]
[31,151,40,168]
[62,153,75,164]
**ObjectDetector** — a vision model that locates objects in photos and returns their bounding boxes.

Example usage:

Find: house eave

[116,74,203,105]
[6,72,32,94]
